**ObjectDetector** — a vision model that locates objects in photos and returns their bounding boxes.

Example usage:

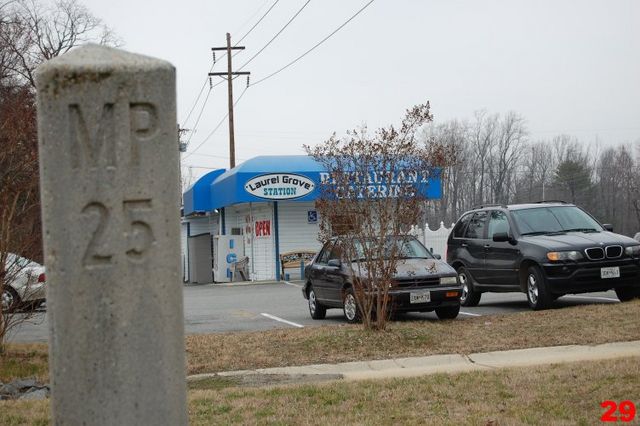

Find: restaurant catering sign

[244,173,316,200]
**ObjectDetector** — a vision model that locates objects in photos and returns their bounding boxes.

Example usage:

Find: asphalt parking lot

[8,281,621,343]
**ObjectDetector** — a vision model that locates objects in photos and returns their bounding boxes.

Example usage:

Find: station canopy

[182,155,442,215]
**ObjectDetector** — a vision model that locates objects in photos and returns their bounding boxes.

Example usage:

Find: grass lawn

[2,300,640,382]
[2,357,638,425]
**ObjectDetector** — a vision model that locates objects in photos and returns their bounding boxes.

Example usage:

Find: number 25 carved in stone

[82,199,155,267]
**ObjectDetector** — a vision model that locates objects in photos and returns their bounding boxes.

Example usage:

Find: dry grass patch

[2,358,638,425]
[2,300,640,382]
[187,357,640,425]
[0,343,48,382]
[0,399,49,426]
[186,300,640,374]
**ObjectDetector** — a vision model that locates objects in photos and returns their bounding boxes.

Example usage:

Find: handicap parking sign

[307,210,318,224]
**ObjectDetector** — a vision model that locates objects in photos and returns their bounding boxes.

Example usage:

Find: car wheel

[457,266,481,307]
[435,304,460,320]
[307,286,327,320]
[615,287,639,302]
[343,287,361,324]
[1,286,21,313]
[526,265,552,310]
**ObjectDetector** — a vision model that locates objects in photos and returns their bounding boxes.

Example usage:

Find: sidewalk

[188,340,640,385]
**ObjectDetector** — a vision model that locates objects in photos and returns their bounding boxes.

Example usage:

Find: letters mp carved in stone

[68,103,115,169]
[68,102,159,169]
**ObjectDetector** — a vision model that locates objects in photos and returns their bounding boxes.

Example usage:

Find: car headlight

[440,276,458,285]
[625,245,640,257]
[547,251,583,261]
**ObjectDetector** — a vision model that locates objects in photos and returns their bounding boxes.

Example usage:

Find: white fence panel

[410,221,454,257]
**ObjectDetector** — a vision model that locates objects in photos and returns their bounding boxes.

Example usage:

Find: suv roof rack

[472,203,507,210]
[534,200,569,204]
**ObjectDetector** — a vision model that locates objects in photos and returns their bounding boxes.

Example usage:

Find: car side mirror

[603,224,614,232]
[492,232,511,243]
[433,254,442,260]
[327,259,341,268]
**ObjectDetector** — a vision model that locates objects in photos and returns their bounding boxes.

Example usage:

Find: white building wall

[182,203,321,282]
[224,203,275,281]
[277,201,323,279]
[278,202,322,253]
[189,216,213,236]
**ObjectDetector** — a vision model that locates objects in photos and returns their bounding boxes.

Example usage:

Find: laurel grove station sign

[244,173,316,200]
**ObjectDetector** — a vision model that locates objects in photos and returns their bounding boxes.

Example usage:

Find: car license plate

[410,291,430,304]
[601,266,620,279]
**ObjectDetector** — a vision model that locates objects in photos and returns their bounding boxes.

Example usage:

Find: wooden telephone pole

[210,33,250,169]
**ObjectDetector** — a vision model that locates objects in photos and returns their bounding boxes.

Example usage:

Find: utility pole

[210,33,250,169]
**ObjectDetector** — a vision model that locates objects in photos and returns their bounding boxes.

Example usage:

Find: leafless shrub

[305,103,454,330]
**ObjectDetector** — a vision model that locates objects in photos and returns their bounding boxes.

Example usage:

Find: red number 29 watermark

[601,400,636,422]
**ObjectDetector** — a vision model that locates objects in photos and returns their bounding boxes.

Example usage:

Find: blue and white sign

[307,210,318,224]
[244,173,315,200]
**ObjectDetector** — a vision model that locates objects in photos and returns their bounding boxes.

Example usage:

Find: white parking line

[260,313,305,328]
[562,295,619,302]
[459,311,481,317]
[283,281,302,288]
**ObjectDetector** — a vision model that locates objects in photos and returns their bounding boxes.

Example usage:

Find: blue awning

[181,155,443,211]
[210,156,325,209]
[183,169,226,216]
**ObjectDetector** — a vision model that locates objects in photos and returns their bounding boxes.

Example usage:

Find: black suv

[447,202,640,310]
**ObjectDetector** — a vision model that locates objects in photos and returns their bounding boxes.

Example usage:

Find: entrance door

[188,233,213,283]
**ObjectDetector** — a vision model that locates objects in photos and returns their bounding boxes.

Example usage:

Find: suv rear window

[453,213,473,238]
[464,212,488,239]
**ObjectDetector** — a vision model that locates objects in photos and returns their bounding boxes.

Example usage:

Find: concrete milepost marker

[36,45,187,425]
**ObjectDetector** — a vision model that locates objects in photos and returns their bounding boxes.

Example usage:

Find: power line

[184,86,213,146]
[217,0,282,65]
[232,0,271,37]
[236,0,282,45]
[181,86,249,162]
[180,0,280,128]
[237,0,312,71]
[181,68,215,128]
[251,0,376,87]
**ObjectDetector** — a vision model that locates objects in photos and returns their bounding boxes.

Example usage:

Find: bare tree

[0,0,118,87]
[488,111,527,203]
[470,110,498,205]
[0,0,118,351]
[306,104,453,330]
[0,82,41,353]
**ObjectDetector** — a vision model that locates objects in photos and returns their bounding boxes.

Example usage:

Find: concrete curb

[184,280,300,288]
[188,340,640,383]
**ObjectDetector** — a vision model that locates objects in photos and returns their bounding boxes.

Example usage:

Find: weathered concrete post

[36,45,187,425]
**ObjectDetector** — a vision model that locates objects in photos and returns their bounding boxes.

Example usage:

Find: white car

[1,253,46,312]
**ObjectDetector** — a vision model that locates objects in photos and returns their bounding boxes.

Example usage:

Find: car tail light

[38,273,46,283]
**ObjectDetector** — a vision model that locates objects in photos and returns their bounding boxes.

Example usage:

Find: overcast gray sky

[80,0,640,180]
